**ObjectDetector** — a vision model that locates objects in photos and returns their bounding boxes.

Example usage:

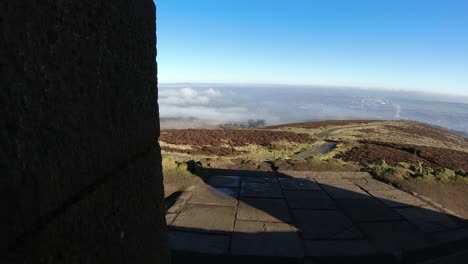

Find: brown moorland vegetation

[263,120,381,129]
[338,142,468,171]
[160,129,316,156]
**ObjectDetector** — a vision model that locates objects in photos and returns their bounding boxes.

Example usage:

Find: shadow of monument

[166,165,468,264]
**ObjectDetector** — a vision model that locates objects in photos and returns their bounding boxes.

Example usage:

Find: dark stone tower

[1,1,170,263]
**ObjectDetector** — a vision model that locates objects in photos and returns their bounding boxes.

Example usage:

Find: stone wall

[1,1,169,262]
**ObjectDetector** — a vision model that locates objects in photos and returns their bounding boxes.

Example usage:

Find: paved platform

[166,171,468,262]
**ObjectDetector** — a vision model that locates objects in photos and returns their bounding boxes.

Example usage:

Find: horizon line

[158,82,468,99]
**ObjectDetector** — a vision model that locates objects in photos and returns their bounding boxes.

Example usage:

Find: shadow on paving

[165,166,468,264]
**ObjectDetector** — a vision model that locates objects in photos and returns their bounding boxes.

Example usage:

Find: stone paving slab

[349,178,396,191]
[322,184,371,199]
[166,171,464,259]
[207,175,241,188]
[279,178,322,190]
[368,189,428,207]
[429,227,468,245]
[237,197,291,222]
[293,210,363,239]
[231,220,303,257]
[396,206,460,232]
[359,221,429,253]
[171,203,236,233]
[242,177,278,183]
[338,199,403,222]
[278,171,314,178]
[284,191,336,209]
[281,171,371,179]
[337,172,373,178]
[169,230,230,255]
[240,182,283,198]
[165,213,177,225]
[304,240,377,257]
[418,250,468,264]
[188,184,239,206]
[314,178,354,185]
[167,196,188,214]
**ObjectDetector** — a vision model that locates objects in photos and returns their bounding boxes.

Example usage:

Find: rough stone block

[6,150,169,263]
[3,1,169,262]
[4,0,161,242]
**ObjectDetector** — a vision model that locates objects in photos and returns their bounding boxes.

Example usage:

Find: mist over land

[159,84,468,136]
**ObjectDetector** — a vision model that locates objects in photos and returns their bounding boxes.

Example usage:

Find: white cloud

[158,86,277,126]
[160,105,249,122]
[159,87,247,122]
[204,88,221,97]
[159,87,213,105]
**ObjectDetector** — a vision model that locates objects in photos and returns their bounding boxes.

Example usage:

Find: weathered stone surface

[304,240,376,257]
[2,1,169,262]
[284,191,336,209]
[293,210,362,239]
[349,178,396,191]
[171,204,236,233]
[279,178,322,190]
[169,231,230,255]
[166,213,178,225]
[7,150,169,263]
[231,221,303,257]
[338,199,402,222]
[314,178,354,185]
[167,196,189,214]
[396,206,459,232]
[418,250,468,264]
[237,198,291,222]
[322,184,371,199]
[240,182,283,198]
[360,221,429,253]
[429,227,468,245]
[279,171,317,178]
[282,171,370,179]
[338,172,371,178]
[207,176,241,188]
[242,177,278,183]
[188,184,238,206]
[368,190,427,207]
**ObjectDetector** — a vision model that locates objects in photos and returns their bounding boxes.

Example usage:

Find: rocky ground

[160,120,468,218]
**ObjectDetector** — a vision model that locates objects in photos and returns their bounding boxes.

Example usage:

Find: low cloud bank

[158,85,468,134]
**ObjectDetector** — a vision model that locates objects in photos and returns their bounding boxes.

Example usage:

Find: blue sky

[155,0,468,96]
